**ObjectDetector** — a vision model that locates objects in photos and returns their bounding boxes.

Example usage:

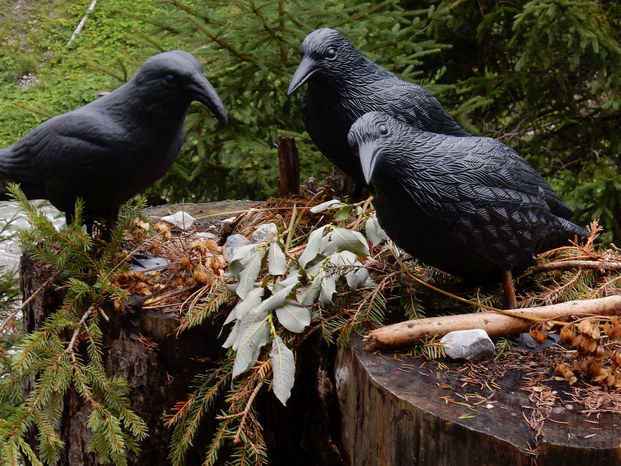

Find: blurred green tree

[423,0,621,242]
[137,0,479,203]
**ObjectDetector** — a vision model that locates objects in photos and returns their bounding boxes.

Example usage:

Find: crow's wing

[393,134,557,268]
[4,109,130,183]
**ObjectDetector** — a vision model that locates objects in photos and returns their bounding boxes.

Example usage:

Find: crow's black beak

[192,77,227,126]
[357,140,379,184]
[287,56,316,95]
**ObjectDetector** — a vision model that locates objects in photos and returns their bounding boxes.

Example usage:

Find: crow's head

[287,28,362,95]
[347,111,403,184]
[133,50,227,125]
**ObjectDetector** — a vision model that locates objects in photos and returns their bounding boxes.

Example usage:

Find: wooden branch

[277,135,300,197]
[522,259,621,277]
[364,295,621,349]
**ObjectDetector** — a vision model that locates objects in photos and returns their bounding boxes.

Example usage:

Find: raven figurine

[0,50,227,234]
[288,27,469,190]
[347,111,592,308]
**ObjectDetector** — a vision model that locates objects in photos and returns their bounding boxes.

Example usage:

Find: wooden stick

[67,0,98,46]
[521,259,621,277]
[364,295,621,349]
[277,135,300,197]
[501,269,517,309]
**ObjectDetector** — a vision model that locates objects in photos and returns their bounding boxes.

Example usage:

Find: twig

[233,381,264,444]
[143,285,198,307]
[0,273,58,335]
[64,305,94,362]
[365,295,621,349]
[522,259,621,277]
[67,0,98,46]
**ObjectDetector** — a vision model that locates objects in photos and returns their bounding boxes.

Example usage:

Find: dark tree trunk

[19,251,344,465]
[19,253,224,465]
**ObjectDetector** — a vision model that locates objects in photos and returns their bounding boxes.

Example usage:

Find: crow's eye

[325,48,336,59]
[378,124,388,135]
[163,73,176,85]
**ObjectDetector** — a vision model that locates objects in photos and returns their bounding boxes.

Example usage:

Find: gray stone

[223,234,251,261]
[251,222,278,243]
[440,329,495,361]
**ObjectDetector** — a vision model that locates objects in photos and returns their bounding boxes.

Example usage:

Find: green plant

[427,0,621,242]
[0,187,147,465]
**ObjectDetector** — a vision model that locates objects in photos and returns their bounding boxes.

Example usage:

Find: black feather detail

[348,111,590,282]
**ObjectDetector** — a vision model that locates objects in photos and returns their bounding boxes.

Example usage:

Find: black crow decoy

[348,111,591,308]
[288,27,468,191]
[0,50,227,234]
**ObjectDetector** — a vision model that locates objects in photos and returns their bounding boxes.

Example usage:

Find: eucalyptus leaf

[275,300,311,333]
[329,250,357,266]
[329,228,370,256]
[224,287,264,326]
[268,241,287,275]
[222,318,242,349]
[346,266,370,289]
[254,282,296,315]
[229,243,259,276]
[365,215,389,246]
[297,283,320,306]
[319,275,337,304]
[270,335,295,406]
[304,259,325,279]
[272,270,300,291]
[236,246,267,299]
[309,199,347,213]
[319,231,338,256]
[231,310,270,378]
[298,226,325,269]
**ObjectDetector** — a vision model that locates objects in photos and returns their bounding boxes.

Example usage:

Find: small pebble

[440,329,495,361]
[251,223,278,243]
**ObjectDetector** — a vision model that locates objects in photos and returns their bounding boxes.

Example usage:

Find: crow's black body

[0,50,226,228]
[288,28,469,188]
[348,112,589,282]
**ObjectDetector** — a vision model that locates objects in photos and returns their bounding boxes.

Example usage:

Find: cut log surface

[335,336,621,466]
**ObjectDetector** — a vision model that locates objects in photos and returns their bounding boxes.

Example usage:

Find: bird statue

[347,111,592,308]
[288,27,469,192]
[0,50,227,235]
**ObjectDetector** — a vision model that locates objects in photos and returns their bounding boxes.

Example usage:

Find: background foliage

[0,0,619,241]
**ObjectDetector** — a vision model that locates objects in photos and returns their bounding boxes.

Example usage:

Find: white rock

[223,234,251,261]
[160,211,195,230]
[440,329,495,361]
[193,232,218,241]
[251,223,278,243]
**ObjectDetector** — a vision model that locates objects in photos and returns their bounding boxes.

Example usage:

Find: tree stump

[19,253,224,465]
[16,200,344,465]
[335,336,621,466]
